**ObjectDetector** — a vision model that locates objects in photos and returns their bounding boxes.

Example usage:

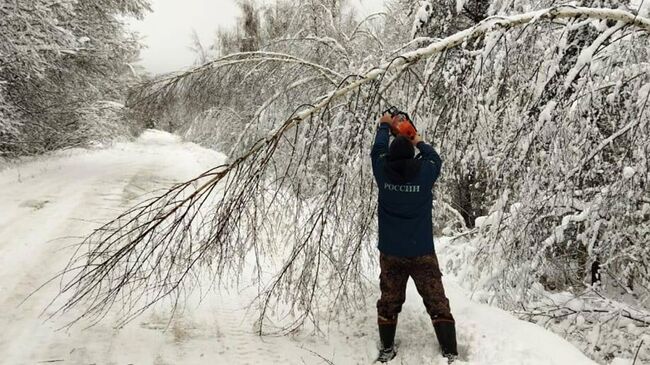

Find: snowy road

[0,131,596,365]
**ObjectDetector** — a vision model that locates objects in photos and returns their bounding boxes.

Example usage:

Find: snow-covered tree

[0,0,150,156]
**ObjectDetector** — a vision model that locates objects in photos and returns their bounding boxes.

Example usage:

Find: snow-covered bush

[77,101,141,145]
[0,84,20,153]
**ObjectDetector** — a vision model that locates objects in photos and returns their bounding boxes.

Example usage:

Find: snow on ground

[0,130,597,365]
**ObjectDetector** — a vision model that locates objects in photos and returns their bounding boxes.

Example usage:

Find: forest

[1,0,649,364]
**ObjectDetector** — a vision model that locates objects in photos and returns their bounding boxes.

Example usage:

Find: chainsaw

[383,106,417,140]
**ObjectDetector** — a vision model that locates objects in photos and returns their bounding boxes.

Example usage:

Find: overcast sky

[129,0,386,74]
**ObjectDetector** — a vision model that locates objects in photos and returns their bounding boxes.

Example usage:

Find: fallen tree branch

[234,5,650,161]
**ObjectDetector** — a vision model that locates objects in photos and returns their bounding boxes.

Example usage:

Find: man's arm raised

[371,113,392,170]
[414,134,443,183]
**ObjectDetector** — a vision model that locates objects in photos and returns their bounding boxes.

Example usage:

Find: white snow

[638,83,650,107]
[631,0,650,17]
[475,210,500,228]
[509,202,523,215]
[0,130,597,364]
[456,0,467,14]
[475,215,488,228]
[622,166,636,179]
[539,100,557,124]
[411,1,433,38]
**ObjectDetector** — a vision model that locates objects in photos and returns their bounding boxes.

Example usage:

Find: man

[370,112,458,363]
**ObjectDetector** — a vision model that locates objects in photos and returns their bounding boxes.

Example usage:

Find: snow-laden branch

[563,21,627,89]
[155,51,344,86]
[564,85,650,181]
[349,12,388,40]
[263,36,349,58]
[227,76,322,157]
[238,6,650,161]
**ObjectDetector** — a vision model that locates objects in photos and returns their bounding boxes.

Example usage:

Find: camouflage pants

[377,252,454,325]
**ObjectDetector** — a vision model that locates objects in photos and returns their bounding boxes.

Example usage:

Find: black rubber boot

[379,323,396,349]
[434,321,458,360]
[377,324,397,362]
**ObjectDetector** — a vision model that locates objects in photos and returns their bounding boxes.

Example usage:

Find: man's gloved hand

[379,112,393,126]
[411,133,423,146]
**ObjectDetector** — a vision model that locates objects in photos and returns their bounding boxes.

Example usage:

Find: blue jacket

[370,123,443,257]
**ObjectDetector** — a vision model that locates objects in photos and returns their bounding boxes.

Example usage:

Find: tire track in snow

[0,132,226,365]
